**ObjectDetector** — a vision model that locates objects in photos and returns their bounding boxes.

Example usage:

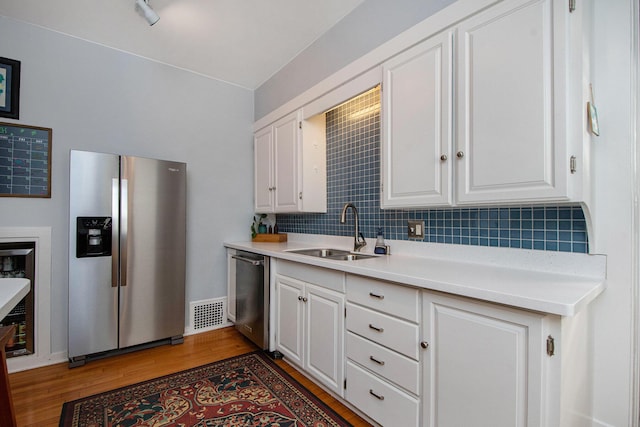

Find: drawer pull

[369,324,384,333]
[369,355,385,366]
[369,389,385,401]
[369,292,384,300]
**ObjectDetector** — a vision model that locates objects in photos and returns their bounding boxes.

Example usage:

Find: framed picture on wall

[0,57,21,120]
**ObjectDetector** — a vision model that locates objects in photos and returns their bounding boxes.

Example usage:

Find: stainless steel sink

[329,253,377,261]
[287,248,377,261]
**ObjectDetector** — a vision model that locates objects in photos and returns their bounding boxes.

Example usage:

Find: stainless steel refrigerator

[68,150,186,367]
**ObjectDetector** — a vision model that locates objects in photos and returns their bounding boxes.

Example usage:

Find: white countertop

[225,234,607,317]
[0,278,30,320]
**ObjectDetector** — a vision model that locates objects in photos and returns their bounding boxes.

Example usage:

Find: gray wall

[254,0,456,120]
[0,16,254,355]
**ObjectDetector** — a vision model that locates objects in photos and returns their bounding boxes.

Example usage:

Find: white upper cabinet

[380,0,587,208]
[273,112,299,211]
[381,31,453,208]
[455,0,580,204]
[254,110,326,213]
[254,125,274,212]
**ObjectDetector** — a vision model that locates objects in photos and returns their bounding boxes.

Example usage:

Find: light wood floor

[8,327,371,426]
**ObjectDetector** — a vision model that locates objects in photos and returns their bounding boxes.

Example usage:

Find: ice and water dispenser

[76,217,112,258]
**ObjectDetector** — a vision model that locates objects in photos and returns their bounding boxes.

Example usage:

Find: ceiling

[0,0,365,90]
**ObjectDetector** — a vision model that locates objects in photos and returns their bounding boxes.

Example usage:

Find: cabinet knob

[456,151,464,159]
[302,297,308,303]
[420,341,429,349]
[440,154,448,161]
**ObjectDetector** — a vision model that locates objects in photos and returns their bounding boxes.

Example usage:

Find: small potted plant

[251,214,268,238]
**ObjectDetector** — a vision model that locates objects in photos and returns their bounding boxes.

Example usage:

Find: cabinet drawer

[346,303,419,360]
[347,274,419,322]
[346,332,419,395]
[346,361,419,427]
[277,260,345,293]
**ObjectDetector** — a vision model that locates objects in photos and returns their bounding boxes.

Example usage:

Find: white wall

[0,16,255,357]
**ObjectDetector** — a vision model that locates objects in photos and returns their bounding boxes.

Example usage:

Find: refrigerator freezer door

[118,156,186,348]
[68,150,119,359]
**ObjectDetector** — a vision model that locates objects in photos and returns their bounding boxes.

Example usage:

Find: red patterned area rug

[59,351,352,427]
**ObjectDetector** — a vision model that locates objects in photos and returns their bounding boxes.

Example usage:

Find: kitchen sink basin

[287,248,377,261]
[328,253,377,261]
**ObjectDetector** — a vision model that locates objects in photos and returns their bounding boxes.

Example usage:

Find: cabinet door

[456,0,570,204]
[273,112,299,212]
[305,284,344,397]
[381,31,453,208]
[422,292,545,427]
[275,275,304,366]
[254,126,273,212]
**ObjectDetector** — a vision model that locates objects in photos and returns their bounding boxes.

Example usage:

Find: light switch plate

[408,220,425,239]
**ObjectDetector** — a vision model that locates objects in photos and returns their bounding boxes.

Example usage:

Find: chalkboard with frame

[0,122,52,198]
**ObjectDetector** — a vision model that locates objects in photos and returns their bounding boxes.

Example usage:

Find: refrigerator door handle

[120,178,128,287]
[111,178,119,288]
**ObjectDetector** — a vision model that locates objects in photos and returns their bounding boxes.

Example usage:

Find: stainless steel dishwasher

[231,250,269,349]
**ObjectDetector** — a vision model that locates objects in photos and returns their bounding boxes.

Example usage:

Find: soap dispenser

[374,228,388,255]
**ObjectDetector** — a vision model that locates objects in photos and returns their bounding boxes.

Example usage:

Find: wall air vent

[189,298,229,333]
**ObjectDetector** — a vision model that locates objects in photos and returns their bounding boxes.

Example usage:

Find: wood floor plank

[9,327,372,426]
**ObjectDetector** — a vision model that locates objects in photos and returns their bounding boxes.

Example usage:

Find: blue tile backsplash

[275,87,589,253]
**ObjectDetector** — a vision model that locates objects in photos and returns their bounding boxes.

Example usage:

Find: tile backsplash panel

[276,87,588,253]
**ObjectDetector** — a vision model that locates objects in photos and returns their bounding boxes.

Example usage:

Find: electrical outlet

[408,220,425,239]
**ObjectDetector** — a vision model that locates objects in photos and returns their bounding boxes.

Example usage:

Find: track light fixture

[135,0,160,26]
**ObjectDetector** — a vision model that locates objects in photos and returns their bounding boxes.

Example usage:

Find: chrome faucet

[340,202,367,252]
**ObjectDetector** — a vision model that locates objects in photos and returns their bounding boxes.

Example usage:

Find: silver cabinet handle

[297,296,307,302]
[420,341,429,349]
[456,151,464,158]
[369,355,385,365]
[440,154,448,161]
[369,292,384,300]
[369,389,385,400]
[231,255,263,266]
[369,324,384,333]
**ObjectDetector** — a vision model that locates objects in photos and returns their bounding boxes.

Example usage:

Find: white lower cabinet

[422,291,550,427]
[272,264,584,427]
[345,274,420,426]
[274,263,345,397]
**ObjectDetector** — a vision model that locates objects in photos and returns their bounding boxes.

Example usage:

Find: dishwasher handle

[232,254,264,266]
